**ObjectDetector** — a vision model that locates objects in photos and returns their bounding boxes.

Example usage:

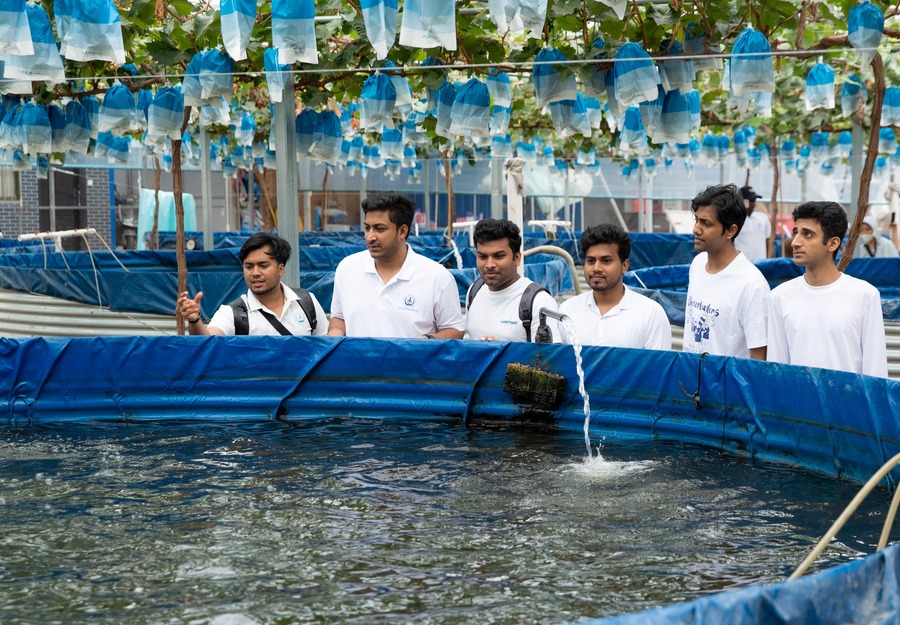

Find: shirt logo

[294,315,307,325]
[404,295,416,307]
[500,319,518,326]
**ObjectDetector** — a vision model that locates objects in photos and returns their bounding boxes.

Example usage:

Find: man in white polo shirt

[327,193,465,339]
[559,224,671,350]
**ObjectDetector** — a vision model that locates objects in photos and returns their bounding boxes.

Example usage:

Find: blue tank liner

[628,257,900,322]
[138,230,697,270]
[1,336,899,623]
[0,248,570,315]
[567,542,900,624]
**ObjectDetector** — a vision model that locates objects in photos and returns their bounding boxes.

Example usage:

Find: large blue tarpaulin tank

[0,247,571,315]
[627,257,900,323]
[1,336,899,623]
[139,230,697,270]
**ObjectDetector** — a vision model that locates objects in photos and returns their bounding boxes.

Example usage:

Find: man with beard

[559,224,671,349]
[683,184,770,360]
[327,193,465,339]
[177,232,327,336]
[465,218,560,342]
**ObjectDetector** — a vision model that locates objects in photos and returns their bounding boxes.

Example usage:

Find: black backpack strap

[293,287,318,332]
[229,297,250,335]
[230,288,318,336]
[258,310,293,335]
[519,282,551,342]
[466,278,485,310]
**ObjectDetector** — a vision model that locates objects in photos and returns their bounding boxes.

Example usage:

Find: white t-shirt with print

[331,245,466,338]
[559,287,672,350]
[767,273,887,378]
[465,276,560,342]
[682,252,770,358]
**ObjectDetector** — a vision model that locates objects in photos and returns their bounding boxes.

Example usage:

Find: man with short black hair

[559,224,671,349]
[177,232,327,336]
[465,218,560,342]
[734,185,771,262]
[684,184,770,360]
[768,201,887,377]
[328,193,465,339]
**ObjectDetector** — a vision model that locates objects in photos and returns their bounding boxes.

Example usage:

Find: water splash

[446,236,464,269]
[560,316,595,458]
[568,454,656,479]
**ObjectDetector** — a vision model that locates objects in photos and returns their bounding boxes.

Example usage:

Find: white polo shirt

[208,284,327,336]
[558,286,672,350]
[465,276,561,342]
[331,245,466,338]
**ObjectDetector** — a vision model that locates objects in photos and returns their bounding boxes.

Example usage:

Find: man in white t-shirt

[177,232,327,336]
[768,201,887,377]
[559,224,671,350]
[465,218,560,342]
[327,193,465,339]
[734,185,772,262]
[683,184,770,360]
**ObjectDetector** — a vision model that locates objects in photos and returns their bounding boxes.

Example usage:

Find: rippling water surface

[0,418,890,625]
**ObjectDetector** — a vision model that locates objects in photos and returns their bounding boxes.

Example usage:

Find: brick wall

[0,168,113,244]
[83,168,112,243]
[0,169,39,237]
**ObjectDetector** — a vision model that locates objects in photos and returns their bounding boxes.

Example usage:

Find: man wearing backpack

[465,219,560,342]
[177,232,326,336]
[559,224,671,350]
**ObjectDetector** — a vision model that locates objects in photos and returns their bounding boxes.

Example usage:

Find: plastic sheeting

[627,257,900,322]
[135,231,696,270]
[568,543,900,624]
[3,335,900,624]
[137,188,196,251]
[1,336,898,486]
[0,247,570,316]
